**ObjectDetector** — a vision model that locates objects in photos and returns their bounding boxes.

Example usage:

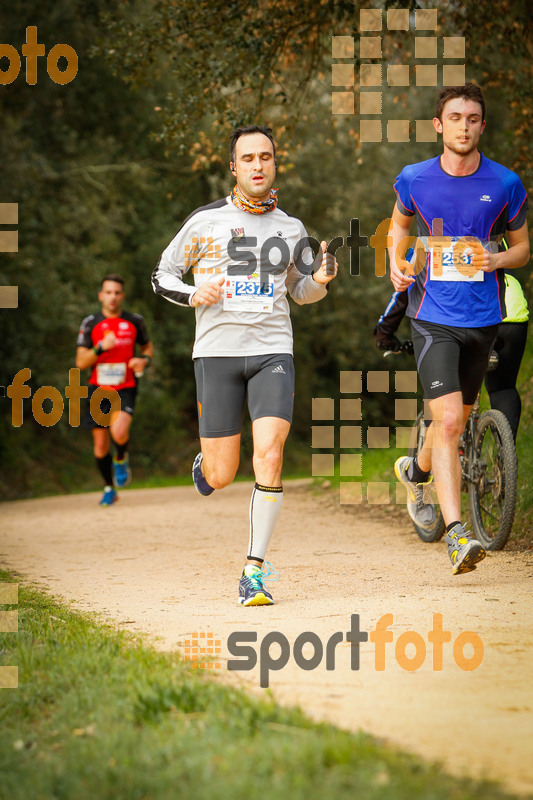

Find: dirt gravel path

[1,481,532,795]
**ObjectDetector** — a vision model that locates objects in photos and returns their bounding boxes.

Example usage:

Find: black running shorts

[193,354,295,438]
[411,319,498,405]
[83,384,137,429]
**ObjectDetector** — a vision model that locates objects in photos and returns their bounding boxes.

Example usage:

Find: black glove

[374,328,402,352]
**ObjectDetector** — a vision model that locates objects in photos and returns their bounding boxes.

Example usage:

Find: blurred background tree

[1,0,531,500]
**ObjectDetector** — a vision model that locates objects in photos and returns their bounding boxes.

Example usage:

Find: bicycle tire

[407,412,446,543]
[468,409,517,550]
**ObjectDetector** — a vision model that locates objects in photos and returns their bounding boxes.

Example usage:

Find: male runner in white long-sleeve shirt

[152,124,337,605]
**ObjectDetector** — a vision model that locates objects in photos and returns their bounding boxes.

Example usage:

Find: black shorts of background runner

[411,320,498,405]
[484,320,528,441]
[194,354,295,438]
[83,385,138,430]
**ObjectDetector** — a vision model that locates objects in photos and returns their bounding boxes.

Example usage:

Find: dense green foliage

[1,1,531,520]
[0,570,524,799]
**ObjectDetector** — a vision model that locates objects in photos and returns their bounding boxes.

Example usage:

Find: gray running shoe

[445,523,486,575]
[395,456,435,528]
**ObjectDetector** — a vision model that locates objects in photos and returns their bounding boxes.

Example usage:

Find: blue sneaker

[113,455,131,488]
[99,486,118,506]
[238,562,279,606]
[192,452,214,496]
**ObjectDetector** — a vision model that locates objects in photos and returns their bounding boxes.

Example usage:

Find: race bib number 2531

[430,237,484,282]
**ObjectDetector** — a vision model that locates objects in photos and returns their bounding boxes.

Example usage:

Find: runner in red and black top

[76,274,154,506]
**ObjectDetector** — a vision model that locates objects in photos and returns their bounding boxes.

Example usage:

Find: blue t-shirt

[394,154,528,327]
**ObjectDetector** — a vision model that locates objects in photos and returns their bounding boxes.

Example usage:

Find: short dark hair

[100,273,124,288]
[435,83,485,122]
[229,125,276,164]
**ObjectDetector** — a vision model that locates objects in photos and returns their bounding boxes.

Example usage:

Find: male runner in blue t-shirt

[389,83,529,574]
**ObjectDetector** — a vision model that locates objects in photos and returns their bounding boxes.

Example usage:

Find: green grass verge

[0,570,525,800]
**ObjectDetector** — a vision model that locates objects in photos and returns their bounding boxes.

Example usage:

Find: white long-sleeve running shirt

[152,197,328,358]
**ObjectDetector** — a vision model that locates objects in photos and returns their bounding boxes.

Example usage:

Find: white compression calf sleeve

[247,483,283,561]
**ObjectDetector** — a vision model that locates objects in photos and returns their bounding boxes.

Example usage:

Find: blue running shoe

[113,455,131,488]
[238,562,279,606]
[99,486,118,506]
[192,452,214,496]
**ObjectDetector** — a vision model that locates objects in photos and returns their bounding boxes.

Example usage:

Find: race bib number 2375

[223,277,274,312]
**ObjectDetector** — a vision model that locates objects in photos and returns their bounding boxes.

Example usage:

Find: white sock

[247,483,283,562]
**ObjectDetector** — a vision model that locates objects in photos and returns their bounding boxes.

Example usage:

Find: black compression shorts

[193,354,295,438]
[411,319,498,405]
[83,385,138,429]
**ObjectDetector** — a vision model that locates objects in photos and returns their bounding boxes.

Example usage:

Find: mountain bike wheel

[407,412,446,543]
[468,409,517,550]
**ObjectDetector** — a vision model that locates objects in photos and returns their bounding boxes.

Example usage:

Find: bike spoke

[478,504,500,523]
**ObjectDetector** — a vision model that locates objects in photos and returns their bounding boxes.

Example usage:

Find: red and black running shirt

[77,311,150,389]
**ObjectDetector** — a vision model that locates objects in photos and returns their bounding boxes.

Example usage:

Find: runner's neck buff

[231,185,279,214]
